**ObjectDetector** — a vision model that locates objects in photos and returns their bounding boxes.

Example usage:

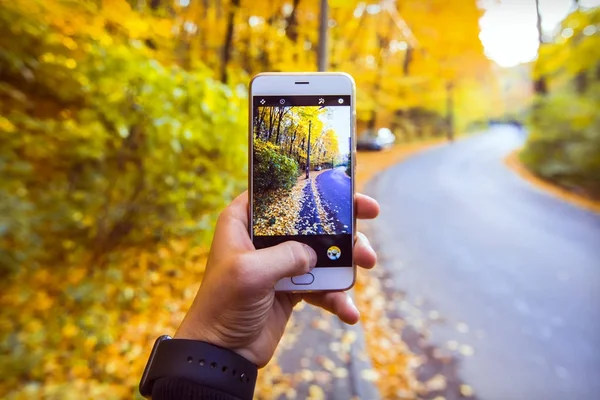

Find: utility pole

[446,81,454,142]
[317,0,328,71]
[306,120,312,179]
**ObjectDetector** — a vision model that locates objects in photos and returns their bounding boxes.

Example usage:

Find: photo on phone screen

[251,95,353,268]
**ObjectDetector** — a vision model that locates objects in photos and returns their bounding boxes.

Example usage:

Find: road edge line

[504,149,600,215]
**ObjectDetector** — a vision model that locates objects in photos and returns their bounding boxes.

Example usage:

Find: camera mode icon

[327,246,341,261]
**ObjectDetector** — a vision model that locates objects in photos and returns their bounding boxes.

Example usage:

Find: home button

[291,273,315,285]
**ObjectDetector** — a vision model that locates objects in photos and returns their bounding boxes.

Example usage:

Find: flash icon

[318,98,325,105]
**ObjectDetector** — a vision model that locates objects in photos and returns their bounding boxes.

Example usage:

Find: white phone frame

[249,72,356,292]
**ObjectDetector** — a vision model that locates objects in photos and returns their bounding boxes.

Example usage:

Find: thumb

[248,241,317,285]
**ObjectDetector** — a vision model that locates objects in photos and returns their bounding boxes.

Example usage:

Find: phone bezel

[248,72,357,292]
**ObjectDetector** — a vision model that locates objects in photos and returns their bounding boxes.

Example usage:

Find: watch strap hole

[140,338,258,400]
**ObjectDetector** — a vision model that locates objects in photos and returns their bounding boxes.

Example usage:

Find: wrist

[174,324,260,367]
[140,336,258,399]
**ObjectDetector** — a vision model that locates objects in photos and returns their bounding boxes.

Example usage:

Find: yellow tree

[400,0,492,138]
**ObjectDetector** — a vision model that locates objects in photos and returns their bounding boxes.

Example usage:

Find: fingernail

[303,244,317,269]
[347,294,357,310]
[358,232,370,246]
[347,295,360,320]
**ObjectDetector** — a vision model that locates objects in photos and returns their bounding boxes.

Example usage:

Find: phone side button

[291,273,315,285]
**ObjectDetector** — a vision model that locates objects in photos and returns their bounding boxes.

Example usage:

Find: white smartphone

[249,72,356,292]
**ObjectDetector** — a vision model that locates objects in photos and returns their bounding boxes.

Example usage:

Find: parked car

[357,128,396,151]
[315,165,322,171]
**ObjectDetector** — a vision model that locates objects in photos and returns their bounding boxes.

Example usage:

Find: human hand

[174,192,379,368]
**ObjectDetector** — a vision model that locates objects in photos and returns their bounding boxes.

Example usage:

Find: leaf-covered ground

[254,171,338,237]
[0,241,207,399]
[253,178,305,236]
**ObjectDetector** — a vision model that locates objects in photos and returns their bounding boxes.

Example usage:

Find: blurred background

[0,0,598,399]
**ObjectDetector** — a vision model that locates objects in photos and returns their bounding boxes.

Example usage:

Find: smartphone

[249,72,356,292]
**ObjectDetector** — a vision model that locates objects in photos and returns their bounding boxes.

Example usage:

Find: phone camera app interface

[252,95,352,267]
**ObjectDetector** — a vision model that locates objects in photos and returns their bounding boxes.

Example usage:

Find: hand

[174,192,380,367]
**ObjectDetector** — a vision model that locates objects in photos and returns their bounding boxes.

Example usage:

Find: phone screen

[251,95,353,267]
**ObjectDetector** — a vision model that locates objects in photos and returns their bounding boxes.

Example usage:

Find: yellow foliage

[0,241,207,398]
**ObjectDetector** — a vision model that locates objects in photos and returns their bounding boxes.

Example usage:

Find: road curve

[367,125,600,400]
[316,167,352,233]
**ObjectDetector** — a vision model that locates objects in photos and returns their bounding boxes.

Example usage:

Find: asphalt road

[316,167,352,233]
[368,125,600,400]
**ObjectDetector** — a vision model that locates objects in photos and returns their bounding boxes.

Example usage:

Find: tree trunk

[220,0,240,84]
[367,110,377,131]
[403,46,413,75]
[317,0,328,71]
[274,107,287,145]
[150,0,161,10]
[255,108,267,139]
[533,0,548,95]
[575,71,587,94]
[445,81,454,142]
[299,136,306,165]
[244,19,253,75]
[286,0,301,42]
[267,108,277,142]
[367,15,393,131]
[288,128,298,157]
[573,0,586,94]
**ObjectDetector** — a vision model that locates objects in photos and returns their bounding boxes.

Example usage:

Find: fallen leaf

[334,367,348,379]
[308,384,325,400]
[459,345,475,357]
[425,374,447,392]
[300,369,314,382]
[360,369,379,382]
[446,340,459,351]
[460,384,474,397]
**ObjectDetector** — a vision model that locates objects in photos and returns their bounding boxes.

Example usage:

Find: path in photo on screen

[296,168,350,235]
[316,166,352,233]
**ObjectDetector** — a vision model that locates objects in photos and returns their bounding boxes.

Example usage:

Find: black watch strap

[139,336,258,400]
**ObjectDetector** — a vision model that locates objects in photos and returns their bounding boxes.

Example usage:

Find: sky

[479,0,600,67]
[318,106,351,156]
